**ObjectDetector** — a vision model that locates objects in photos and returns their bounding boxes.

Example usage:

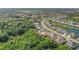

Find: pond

[67,28,79,37]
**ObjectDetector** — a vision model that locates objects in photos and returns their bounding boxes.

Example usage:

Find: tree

[56,45,71,50]
[0,33,9,42]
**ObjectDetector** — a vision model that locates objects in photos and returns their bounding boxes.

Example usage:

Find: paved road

[41,19,79,44]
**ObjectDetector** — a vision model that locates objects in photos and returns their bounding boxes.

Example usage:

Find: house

[55,36,66,44]
[34,22,41,30]
[46,22,52,27]
[66,40,79,48]
[60,29,66,34]
[75,24,79,28]
[50,32,57,39]
[39,30,50,36]
[59,15,68,19]
[56,28,62,33]
[77,37,79,41]
[68,21,74,26]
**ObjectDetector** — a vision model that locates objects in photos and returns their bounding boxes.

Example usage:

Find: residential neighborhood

[0,8,79,50]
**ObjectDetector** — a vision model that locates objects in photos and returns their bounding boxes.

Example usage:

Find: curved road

[41,19,79,44]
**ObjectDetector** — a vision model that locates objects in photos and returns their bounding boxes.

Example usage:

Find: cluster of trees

[0,18,35,42]
[0,18,71,50]
[64,13,79,23]
[0,29,71,50]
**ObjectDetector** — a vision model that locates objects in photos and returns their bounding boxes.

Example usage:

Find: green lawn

[49,20,79,30]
